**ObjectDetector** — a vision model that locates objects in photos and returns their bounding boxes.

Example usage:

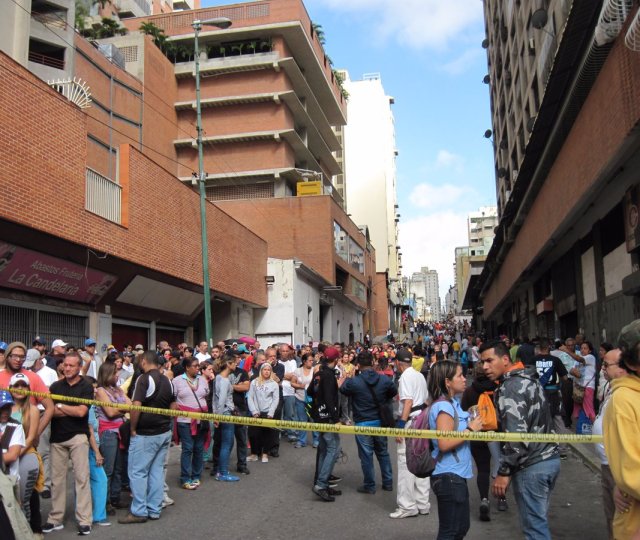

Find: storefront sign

[297,181,322,196]
[0,242,116,304]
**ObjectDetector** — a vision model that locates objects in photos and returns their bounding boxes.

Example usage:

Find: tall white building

[408,267,441,321]
[343,72,402,330]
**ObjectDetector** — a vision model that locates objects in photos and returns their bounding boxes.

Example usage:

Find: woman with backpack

[461,364,505,521]
[427,360,483,540]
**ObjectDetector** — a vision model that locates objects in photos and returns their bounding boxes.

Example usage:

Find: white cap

[51,339,68,349]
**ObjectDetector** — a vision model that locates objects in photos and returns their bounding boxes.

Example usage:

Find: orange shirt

[0,369,50,405]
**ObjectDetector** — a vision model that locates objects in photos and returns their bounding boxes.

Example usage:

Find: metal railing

[32,12,68,29]
[85,168,122,224]
[28,51,65,70]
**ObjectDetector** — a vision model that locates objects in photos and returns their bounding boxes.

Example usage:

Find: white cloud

[308,0,483,50]
[410,182,467,209]
[398,210,469,298]
[441,48,483,75]
[435,150,464,171]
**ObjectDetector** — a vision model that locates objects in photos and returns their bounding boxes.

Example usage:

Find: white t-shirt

[281,359,298,397]
[293,367,313,402]
[398,367,428,418]
[36,365,59,388]
[580,354,597,389]
[0,421,25,478]
[195,352,211,363]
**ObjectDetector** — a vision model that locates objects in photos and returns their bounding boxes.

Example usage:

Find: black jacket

[308,364,340,424]
[340,369,397,423]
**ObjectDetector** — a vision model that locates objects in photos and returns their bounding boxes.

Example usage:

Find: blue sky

[205,0,498,296]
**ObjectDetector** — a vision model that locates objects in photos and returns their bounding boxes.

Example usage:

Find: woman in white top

[571,340,597,422]
[290,353,316,448]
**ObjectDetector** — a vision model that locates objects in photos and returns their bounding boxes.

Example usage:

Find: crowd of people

[0,320,638,539]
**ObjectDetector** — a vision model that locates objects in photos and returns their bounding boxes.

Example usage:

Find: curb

[568,443,601,476]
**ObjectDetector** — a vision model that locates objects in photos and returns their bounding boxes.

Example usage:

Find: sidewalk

[561,424,601,475]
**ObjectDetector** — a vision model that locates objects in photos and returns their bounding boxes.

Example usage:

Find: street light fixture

[192,16,232,348]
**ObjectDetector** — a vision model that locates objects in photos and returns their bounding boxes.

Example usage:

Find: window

[334,222,349,262]
[349,238,364,274]
[351,278,366,302]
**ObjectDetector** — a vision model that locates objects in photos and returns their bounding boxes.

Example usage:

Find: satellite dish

[483,74,491,84]
[498,167,508,178]
[481,38,489,49]
[531,8,548,30]
[484,129,493,139]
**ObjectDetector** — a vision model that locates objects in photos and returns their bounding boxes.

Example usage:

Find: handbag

[572,374,595,404]
[363,379,395,428]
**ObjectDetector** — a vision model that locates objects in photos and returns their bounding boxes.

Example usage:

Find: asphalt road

[40,434,606,540]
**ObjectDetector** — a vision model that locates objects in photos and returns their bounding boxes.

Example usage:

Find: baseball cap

[51,339,68,349]
[618,319,640,351]
[85,338,97,347]
[23,349,41,369]
[9,373,30,387]
[33,336,45,346]
[324,346,340,361]
[134,344,144,351]
[0,341,7,352]
[396,349,413,363]
[0,390,14,408]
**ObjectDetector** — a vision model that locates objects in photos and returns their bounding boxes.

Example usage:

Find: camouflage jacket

[495,366,559,476]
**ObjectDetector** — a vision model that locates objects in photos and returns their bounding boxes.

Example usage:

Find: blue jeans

[283,396,297,438]
[177,422,206,484]
[128,431,171,518]
[99,430,123,504]
[294,399,320,446]
[355,420,393,491]
[89,449,108,523]
[217,421,235,476]
[512,457,560,540]
[431,473,470,540]
[315,432,340,490]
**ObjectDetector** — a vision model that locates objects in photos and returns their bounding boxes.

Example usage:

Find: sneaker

[261,455,269,463]
[269,450,279,458]
[312,486,335,502]
[382,484,393,492]
[312,443,319,448]
[78,525,91,535]
[237,466,251,475]
[182,482,197,490]
[357,486,376,495]
[247,455,259,462]
[294,442,306,448]
[498,497,508,512]
[93,521,111,527]
[480,498,491,521]
[329,482,338,489]
[214,473,240,482]
[419,508,430,515]
[190,479,201,488]
[148,515,160,521]
[389,508,419,519]
[161,495,174,508]
[328,487,342,496]
[329,474,342,483]
[118,513,148,524]
[42,522,64,533]
[40,489,51,499]
[287,436,298,443]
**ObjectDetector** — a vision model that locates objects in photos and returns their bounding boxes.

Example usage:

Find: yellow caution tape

[2,387,603,443]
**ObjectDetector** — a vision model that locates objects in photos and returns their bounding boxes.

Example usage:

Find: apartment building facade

[476,1,640,344]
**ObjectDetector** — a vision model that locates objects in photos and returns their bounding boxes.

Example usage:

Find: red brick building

[475,3,640,344]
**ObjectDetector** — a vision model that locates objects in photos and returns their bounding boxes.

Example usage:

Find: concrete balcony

[114,0,151,18]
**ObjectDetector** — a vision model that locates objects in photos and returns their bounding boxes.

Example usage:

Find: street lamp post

[192,17,232,347]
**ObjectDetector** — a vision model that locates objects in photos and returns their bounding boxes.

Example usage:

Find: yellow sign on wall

[297,181,322,196]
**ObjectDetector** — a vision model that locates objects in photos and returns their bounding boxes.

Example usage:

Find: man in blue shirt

[340,351,397,494]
